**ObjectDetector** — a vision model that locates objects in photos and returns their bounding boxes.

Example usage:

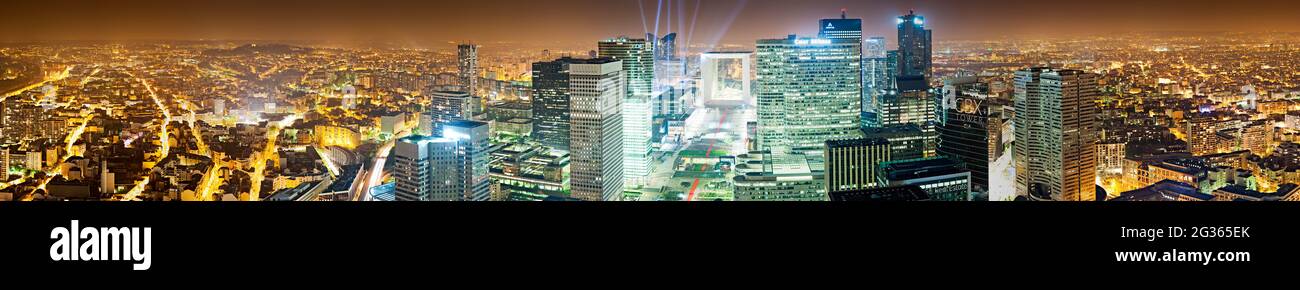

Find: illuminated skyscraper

[937,76,1002,197]
[893,11,938,157]
[567,58,625,201]
[862,37,889,128]
[394,135,449,201]
[756,35,863,153]
[879,76,937,156]
[599,38,654,98]
[457,43,481,115]
[445,120,491,201]
[864,50,901,128]
[819,11,872,135]
[531,58,577,152]
[654,33,678,60]
[392,120,490,202]
[897,11,932,79]
[598,37,654,182]
[1014,68,1099,201]
[651,33,686,93]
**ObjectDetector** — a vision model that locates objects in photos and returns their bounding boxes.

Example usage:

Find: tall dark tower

[530,58,576,152]
[896,11,932,79]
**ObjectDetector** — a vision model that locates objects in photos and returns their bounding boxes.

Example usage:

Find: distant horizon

[6,0,1300,48]
[5,30,1300,52]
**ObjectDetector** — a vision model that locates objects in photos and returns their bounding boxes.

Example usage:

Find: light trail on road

[353,125,414,201]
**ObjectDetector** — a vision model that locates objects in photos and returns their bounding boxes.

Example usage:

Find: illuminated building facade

[879,76,936,155]
[1186,115,1235,156]
[313,125,361,150]
[531,58,577,152]
[819,10,863,41]
[567,58,625,201]
[825,137,891,192]
[598,37,653,182]
[937,76,1002,196]
[1241,120,1274,156]
[862,37,889,127]
[1097,141,1127,185]
[1121,155,1211,193]
[445,120,491,201]
[392,120,490,201]
[1014,67,1099,201]
[820,11,869,132]
[457,43,481,114]
[393,135,458,201]
[756,35,863,153]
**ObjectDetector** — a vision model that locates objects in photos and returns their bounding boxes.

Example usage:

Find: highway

[351,125,414,201]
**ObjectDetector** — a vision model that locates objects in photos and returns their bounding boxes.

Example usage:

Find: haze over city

[5,0,1300,47]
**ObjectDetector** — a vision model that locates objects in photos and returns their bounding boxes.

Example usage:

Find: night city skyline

[3,0,1300,202]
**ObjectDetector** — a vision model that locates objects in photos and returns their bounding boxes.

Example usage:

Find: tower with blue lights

[896,11,932,79]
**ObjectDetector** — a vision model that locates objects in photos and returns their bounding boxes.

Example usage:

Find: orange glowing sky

[4,0,1300,47]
